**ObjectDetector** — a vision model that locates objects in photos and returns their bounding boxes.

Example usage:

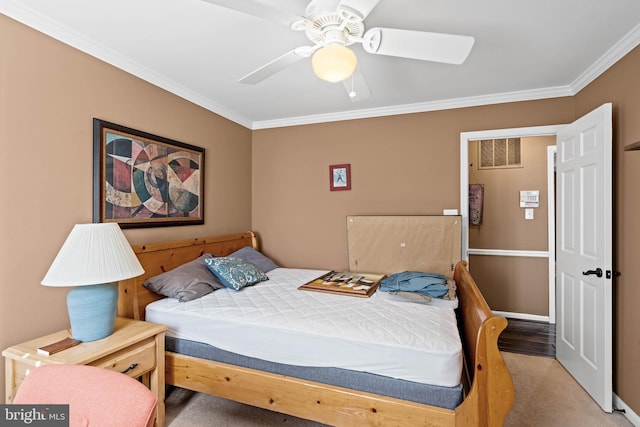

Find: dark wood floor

[498,318,556,358]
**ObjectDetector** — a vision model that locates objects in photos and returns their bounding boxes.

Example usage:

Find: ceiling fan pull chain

[349,75,356,98]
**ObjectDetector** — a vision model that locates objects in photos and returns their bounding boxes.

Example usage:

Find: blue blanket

[380,271,449,299]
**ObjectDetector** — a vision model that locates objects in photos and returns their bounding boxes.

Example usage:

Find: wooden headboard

[118,231,257,320]
[119,216,463,319]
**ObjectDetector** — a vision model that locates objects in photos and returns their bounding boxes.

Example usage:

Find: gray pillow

[143,254,223,302]
[228,246,279,273]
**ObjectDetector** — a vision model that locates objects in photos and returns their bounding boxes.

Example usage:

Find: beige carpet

[502,352,631,427]
[166,352,633,426]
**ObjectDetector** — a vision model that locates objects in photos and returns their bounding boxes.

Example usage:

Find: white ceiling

[2,0,640,129]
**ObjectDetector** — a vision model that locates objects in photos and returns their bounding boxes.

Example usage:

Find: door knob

[582,268,603,278]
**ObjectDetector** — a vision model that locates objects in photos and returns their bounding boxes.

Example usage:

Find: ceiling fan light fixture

[311,45,357,83]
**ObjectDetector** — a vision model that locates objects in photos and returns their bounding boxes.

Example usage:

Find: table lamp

[41,223,144,342]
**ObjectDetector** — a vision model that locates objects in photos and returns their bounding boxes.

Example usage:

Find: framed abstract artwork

[93,118,205,228]
[329,164,351,191]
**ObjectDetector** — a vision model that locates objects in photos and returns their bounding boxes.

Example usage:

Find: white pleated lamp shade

[42,223,144,287]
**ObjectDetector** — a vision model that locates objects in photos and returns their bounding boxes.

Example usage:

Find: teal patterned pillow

[204,257,269,291]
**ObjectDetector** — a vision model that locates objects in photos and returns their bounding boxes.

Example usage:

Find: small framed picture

[329,164,351,191]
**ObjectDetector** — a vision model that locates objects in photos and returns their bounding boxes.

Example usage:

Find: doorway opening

[460,125,564,323]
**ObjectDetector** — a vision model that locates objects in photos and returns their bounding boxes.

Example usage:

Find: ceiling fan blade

[342,68,371,102]
[362,28,475,65]
[337,0,381,21]
[200,0,304,28]
[238,47,315,84]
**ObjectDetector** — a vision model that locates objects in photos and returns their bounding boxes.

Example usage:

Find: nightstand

[3,317,167,426]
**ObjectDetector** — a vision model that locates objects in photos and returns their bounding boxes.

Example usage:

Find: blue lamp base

[67,282,118,342]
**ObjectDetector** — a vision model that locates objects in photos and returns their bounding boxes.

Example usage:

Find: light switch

[525,208,534,220]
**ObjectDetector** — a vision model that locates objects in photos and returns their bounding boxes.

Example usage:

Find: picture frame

[299,271,385,298]
[93,118,205,228]
[329,164,351,191]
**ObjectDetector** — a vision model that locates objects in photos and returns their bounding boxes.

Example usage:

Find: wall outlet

[525,208,534,220]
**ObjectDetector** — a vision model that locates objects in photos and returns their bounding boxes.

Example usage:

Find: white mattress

[146,268,463,387]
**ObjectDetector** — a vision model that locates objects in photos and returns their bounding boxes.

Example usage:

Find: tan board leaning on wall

[346,215,461,278]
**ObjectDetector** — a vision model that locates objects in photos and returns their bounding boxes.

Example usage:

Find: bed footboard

[166,352,456,426]
[162,261,514,426]
[453,261,515,426]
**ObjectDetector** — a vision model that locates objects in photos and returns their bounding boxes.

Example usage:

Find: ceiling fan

[202,0,475,102]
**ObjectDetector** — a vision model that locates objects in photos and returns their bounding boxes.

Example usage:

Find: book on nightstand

[37,337,82,356]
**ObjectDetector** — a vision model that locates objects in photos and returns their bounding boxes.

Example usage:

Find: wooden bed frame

[118,231,514,426]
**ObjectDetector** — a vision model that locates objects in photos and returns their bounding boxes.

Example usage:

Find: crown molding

[251,86,574,129]
[571,22,640,94]
[3,1,639,131]
[248,21,640,129]
[0,1,254,129]
[253,24,640,130]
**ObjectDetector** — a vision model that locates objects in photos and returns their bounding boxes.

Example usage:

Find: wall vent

[476,138,522,169]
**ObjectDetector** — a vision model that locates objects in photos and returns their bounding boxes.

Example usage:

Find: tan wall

[469,255,549,315]
[574,45,640,412]
[0,15,252,401]
[252,103,574,273]
[468,136,555,315]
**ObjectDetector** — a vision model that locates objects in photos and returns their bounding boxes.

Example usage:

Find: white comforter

[146,268,463,387]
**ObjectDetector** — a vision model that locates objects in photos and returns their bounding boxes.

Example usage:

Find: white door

[556,103,612,412]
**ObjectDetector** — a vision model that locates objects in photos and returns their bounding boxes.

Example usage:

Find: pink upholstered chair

[12,364,157,427]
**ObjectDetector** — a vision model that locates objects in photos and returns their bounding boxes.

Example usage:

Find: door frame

[460,125,564,323]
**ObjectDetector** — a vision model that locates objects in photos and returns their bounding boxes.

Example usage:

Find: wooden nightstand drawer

[90,337,156,378]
